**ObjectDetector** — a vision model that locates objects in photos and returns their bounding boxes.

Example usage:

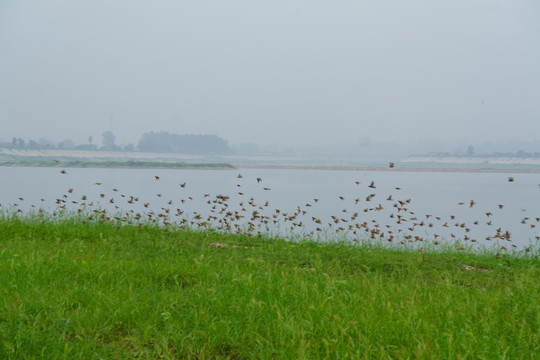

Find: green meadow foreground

[0,216,538,359]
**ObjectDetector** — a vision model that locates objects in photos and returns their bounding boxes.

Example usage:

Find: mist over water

[3,167,539,250]
[3,0,540,248]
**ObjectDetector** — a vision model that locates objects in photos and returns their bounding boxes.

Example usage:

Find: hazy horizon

[2,0,539,149]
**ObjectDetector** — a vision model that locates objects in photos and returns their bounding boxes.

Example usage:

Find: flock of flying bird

[4,165,540,253]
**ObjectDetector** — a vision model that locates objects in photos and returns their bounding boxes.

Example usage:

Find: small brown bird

[155,176,160,180]
[508,177,514,182]
[369,181,376,189]
[498,204,504,209]
[95,182,102,185]
[180,183,186,188]
[389,162,395,168]
[60,169,67,174]
[469,200,476,208]
[256,178,262,183]
[237,174,243,179]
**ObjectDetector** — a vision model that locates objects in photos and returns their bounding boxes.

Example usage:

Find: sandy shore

[0,148,206,161]
[404,156,540,166]
[237,164,540,173]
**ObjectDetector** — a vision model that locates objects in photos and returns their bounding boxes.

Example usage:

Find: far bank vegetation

[1,131,231,155]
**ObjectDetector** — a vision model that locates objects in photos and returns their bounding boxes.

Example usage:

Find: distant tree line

[3,137,94,151]
[137,132,230,154]
[1,131,230,155]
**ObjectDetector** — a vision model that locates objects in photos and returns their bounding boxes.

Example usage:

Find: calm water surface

[2,167,539,250]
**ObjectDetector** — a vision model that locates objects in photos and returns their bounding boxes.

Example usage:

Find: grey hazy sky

[1,0,539,148]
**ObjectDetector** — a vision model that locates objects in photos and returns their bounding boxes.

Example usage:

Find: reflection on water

[2,167,540,250]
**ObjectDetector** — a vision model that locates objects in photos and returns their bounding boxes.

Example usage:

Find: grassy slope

[0,158,235,169]
[0,216,538,359]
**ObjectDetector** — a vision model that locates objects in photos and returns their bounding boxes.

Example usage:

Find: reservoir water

[2,166,539,250]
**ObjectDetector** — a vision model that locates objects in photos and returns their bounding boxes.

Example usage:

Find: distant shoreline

[2,148,540,173]
[237,164,540,173]
[3,162,540,173]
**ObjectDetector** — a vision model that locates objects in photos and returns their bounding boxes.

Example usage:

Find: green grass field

[1,215,538,359]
